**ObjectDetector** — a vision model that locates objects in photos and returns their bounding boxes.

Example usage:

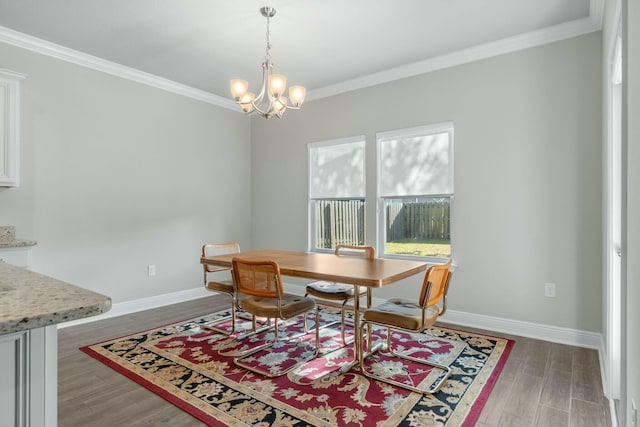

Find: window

[308,137,366,251]
[307,124,453,261]
[377,123,453,260]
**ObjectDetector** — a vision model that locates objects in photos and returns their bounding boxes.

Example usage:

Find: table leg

[337,285,385,373]
[354,285,363,368]
[338,284,362,373]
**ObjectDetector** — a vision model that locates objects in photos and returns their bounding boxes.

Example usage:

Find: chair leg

[359,321,452,394]
[303,312,309,334]
[202,293,273,340]
[201,292,238,335]
[307,295,354,346]
[230,296,237,333]
[234,310,320,377]
[340,303,348,346]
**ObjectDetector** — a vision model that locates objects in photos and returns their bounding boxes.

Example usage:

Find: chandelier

[229,6,306,119]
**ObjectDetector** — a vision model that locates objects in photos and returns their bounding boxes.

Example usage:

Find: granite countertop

[0,261,111,335]
[0,239,37,248]
[0,225,37,248]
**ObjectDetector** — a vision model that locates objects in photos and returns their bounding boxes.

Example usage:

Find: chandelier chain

[264,12,272,62]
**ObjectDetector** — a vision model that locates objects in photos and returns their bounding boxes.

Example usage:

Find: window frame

[376,122,454,262]
[307,136,366,253]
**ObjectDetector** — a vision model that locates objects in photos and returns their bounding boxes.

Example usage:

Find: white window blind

[308,137,365,199]
[377,124,453,197]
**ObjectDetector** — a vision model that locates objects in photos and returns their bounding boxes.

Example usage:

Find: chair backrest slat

[418,260,453,307]
[202,242,240,273]
[232,258,283,298]
[335,244,375,260]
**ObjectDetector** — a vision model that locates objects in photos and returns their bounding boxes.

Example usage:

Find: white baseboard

[441,309,603,349]
[59,282,604,352]
[439,308,608,400]
[57,287,211,329]
[284,283,604,349]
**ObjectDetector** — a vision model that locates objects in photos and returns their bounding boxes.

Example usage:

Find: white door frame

[604,0,623,405]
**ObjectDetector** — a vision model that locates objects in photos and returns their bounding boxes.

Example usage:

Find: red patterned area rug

[81,309,513,427]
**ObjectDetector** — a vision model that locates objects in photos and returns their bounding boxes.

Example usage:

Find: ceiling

[0,0,601,109]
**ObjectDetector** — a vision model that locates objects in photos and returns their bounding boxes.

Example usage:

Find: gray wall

[0,42,252,303]
[251,33,603,332]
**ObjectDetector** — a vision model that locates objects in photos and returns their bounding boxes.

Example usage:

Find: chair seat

[363,298,440,331]
[306,281,367,301]
[241,293,316,320]
[205,279,234,294]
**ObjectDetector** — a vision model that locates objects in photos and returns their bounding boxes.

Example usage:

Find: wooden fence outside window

[315,199,365,249]
[315,198,450,249]
[386,198,451,241]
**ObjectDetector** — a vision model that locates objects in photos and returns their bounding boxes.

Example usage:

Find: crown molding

[0,25,237,111]
[307,10,603,101]
[0,0,603,108]
[0,67,26,80]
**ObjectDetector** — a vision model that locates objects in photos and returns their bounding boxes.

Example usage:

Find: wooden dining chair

[305,245,375,345]
[232,257,320,377]
[361,260,453,394]
[201,242,243,334]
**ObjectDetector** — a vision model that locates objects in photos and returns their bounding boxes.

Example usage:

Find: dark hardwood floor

[58,295,612,427]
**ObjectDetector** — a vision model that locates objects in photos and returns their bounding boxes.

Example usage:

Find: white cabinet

[0,331,28,427]
[0,326,57,427]
[0,247,33,268]
[0,262,108,427]
[0,69,26,187]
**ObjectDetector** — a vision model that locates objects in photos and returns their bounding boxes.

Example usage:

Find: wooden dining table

[200,249,427,370]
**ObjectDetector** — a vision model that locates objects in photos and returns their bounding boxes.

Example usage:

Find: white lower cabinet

[0,330,28,427]
[0,247,32,268]
[0,326,57,427]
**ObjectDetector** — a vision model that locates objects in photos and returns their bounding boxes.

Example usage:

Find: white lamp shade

[269,74,287,97]
[240,92,255,113]
[289,85,306,107]
[230,79,248,100]
[274,96,287,114]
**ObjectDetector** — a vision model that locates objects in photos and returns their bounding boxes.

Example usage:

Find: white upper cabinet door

[0,69,26,187]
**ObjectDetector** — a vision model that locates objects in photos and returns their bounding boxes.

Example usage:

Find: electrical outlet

[544,282,556,298]
[147,265,156,277]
